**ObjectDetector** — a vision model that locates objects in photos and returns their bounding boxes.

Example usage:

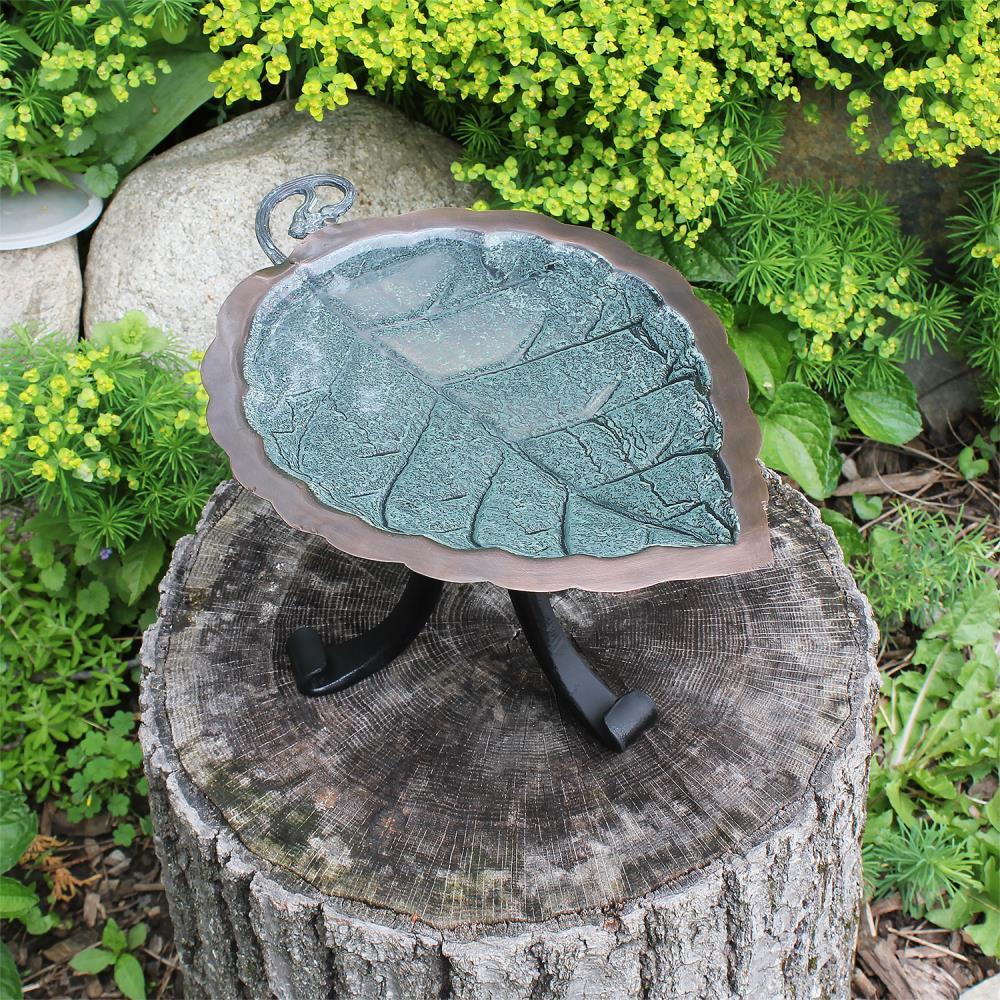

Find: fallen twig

[834,469,943,496]
[888,926,969,963]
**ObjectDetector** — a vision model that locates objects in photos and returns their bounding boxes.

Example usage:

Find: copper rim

[202,209,772,593]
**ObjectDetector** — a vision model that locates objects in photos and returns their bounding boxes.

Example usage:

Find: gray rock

[769,83,973,273]
[903,345,980,436]
[961,976,999,1000]
[0,238,82,338]
[84,97,477,353]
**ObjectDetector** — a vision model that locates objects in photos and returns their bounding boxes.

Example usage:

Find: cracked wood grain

[140,470,878,999]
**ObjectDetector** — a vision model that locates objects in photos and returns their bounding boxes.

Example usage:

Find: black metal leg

[508,591,658,751]
[287,571,443,696]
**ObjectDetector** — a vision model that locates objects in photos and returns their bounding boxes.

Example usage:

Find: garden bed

[2,2,998,997]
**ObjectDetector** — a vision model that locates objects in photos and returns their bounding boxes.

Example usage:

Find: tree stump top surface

[146,473,875,929]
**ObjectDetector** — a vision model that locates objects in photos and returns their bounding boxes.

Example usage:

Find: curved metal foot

[508,591,658,751]
[287,571,443,696]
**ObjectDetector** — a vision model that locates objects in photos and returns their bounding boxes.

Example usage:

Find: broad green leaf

[885,779,918,829]
[0,791,37,874]
[24,511,70,541]
[617,218,663,259]
[38,65,78,90]
[91,47,222,174]
[108,793,130,818]
[110,136,138,167]
[967,860,1000,957]
[110,711,136,736]
[844,378,922,445]
[84,163,119,199]
[851,493,883,521]
[113,823,137,848]
[103,917,127,954]
[118,534,166,606]
[127,923,149,950]
[729,321,792,398]
[39,561,67,592]
[986,793,1000,833]
[27,534,55,570]
[20,904,58,936]
[692,288,734,331]
[926,579,1000,648]
[65,126,97,156]
[661,229,737,284]
[819,508,866,560]
[69,947,115,974]
[957,446,989,480]
[758,382,838,498]
[927,890,979,931]
[0,942,21,1000]
[74,537,101,565]
[77,581,111,617]
[114,953,146,1000]
[0,876,38,918]
[912,768,956,800]
[863,808,894,844]
[6,26,44,58]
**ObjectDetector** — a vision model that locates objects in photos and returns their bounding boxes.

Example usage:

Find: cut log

[140,471,879,1000]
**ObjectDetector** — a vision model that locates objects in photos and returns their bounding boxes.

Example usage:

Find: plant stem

[890,646,945,768]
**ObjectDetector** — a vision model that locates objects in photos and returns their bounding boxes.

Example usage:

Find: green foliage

[0,1,217,193]
[727,309,794,401]
[0,315,225,804]
[62,710,146,830]
[854,504,997,629]
[851,493,883,522]
[0,942,21,1000]
[757,381,840,500]
[948,161,1000,416]
[0,791,58,999]
[957,426,999,483]
[200,1,999,245]
[725,182,957,376]
[0,518,133,800]
[843,378,922,446]
[0,791,37,872]
[865,818,982,919]
[820,507,866,560]
[70,917,148,1000]
[0,315,221,550]
[865,579,1000,955]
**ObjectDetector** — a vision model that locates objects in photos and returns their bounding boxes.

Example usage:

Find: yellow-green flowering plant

[199,0,999,245]
[1,314,227,820]
[0,313,222,561]
[723,181,961,385]
[0,0,218,195]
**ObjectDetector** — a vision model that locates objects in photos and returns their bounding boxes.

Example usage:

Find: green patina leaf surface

[243,231,739,558]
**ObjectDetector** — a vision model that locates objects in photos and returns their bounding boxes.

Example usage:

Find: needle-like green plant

[0,315,222,552]
[948,161,1000,416]
[854,503,997,629]
[726,182,961,384]
[455,106,507,161]
[864,819,982,918]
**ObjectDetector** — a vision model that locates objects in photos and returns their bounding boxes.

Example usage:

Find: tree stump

[140,471,878,1000]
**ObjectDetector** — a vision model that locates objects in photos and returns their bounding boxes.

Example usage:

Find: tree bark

[140,471,878,1000]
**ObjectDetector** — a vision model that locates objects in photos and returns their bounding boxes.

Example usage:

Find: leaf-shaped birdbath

[203,175,772,752]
